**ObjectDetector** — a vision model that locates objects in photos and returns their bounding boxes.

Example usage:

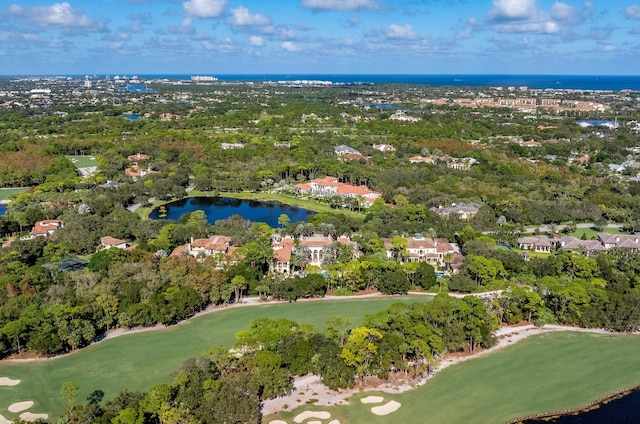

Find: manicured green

[0,296,428,420]
[268,331,640,424]
[0,187,29,201]
[64,155,97,169]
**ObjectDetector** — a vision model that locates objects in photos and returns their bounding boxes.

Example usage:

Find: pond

[0,205,6,216]
[148,196,315,227]
[524,388,640,423]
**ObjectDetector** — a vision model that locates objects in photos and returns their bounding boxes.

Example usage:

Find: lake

[148,196,315,227]
[524,388,640,423]
[0,205,6,216]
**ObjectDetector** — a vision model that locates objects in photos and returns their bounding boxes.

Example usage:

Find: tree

[60,381,79,407]
[341,327,384,377]
[231,275,247,302]
[325,316,352,347]
[277,213,290,229]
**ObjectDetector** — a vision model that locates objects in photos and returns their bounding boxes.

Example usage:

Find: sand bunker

[360,396,384,404]
[328,420,341,424]
[0,414,12,424]
[293,411,331,423]
[371,400,401,416]
[8,401,33,413]
[19,413,48,422]
[0,377,20,386]
[269,421,287,424]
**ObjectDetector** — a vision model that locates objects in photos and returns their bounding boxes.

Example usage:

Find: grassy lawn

[267,331,640,424]
[0,188,29,202]
[0,296,428,421]
[64,155,97,169]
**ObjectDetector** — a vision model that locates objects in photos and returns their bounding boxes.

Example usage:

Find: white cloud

[169,18,195,34]
[487,0,537,21]
[301,0,381,11]
[230,7,270,26]
[249,35,264,46]
[281,41,300,52]
[385,24,417,40]
[202,37,235,52]
[625,5,640,19]
[183,0,226,19]
[486,0,591,34]
[7,2,105,32]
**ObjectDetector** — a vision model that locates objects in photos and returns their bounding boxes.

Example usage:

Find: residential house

[127,153,149,162]
[517,235,555,253]
[295,176,382,207]
[409,155,435,164]
[221,143,244,149]
[372,143,396,152]
[434,203,481,220]
[333,145,361,156]
[389,110,420,122]
[100,236,130,250]
[28,220,64,238]
[598,233,640,251]
[383,234,458,268]
[270,236,294,275]
[170,236,240,267]
[447,157,477,170]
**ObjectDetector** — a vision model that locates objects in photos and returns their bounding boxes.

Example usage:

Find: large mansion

[295,176,382,207]
[518,233,640,254]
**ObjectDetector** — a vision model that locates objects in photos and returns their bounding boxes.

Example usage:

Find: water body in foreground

[524,388,640,423]
[0,205,6,216]
[148,196,315,227]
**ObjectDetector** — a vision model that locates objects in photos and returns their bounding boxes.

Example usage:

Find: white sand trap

[0,414,12,424]
[329,420,341,424]
[268,421,287,424]
[360,396,384,404]
[371,400,401,416]
[9,401,33,413]
[19,413,48,422]
[307,421,322,424]
[293,411,331,423]
[0,377,20,386]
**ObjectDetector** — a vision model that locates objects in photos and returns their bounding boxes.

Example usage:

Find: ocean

[127,74,640,91]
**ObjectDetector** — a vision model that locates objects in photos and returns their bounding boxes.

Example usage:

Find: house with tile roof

[28,220,64,239]
[100,236,131,250]
[295,176,382,208]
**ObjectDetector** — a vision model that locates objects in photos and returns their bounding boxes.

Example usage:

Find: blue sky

[1,0,640,75]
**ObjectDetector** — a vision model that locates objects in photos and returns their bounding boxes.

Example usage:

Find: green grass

[0,188,29,201]
[64,155,97,169]
[0,296,428,421]
[267,331,640,424]
[567,225,625,240]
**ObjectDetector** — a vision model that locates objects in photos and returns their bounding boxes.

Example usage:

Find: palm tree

[291,245,310,272]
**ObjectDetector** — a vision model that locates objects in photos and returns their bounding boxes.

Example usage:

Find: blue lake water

[0,205,6,216]
[122,114,140,120]
[148,197,315,227]
[524,389,640,423]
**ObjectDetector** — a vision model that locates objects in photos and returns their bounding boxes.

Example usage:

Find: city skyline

[2,0,640,76]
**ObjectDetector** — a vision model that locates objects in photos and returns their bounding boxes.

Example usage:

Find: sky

[2,0,640,75]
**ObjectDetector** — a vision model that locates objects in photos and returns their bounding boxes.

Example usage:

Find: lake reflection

[149,196,315,227]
